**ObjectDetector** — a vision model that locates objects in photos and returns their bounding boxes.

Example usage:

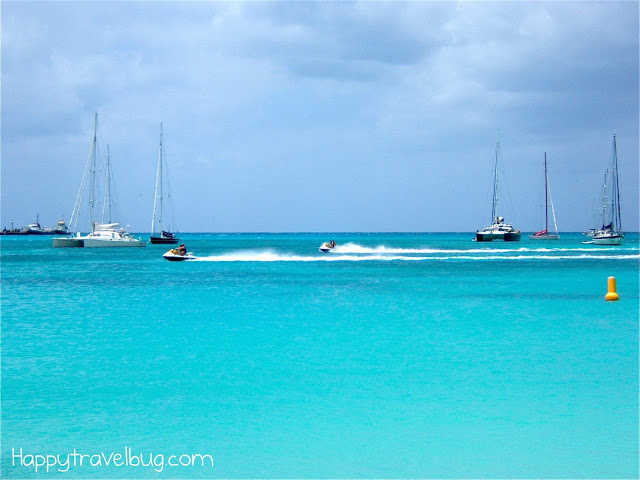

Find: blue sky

[2,1,638,232]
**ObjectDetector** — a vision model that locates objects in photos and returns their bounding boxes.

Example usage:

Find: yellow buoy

[605,276,619,301]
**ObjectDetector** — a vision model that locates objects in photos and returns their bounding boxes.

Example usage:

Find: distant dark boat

[475,133,521,242]
[21,221,49,235]
[150,123,179,245]
[51,217,69,235]
[18,215,54,235]
[150,230,179,245]
[1,215,69,236]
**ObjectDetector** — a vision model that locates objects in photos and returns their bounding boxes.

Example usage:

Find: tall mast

[491,131,500,222]
[613,134,622,232]
[601,170,608,228]
[159,123,164,233]
[102,145,112,224]
[151,123,164,235]
[544,152,548,233]
[89,112,97,233]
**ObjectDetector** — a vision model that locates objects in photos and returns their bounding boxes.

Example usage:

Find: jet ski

[319,240,336,253]
[163,249,197,261]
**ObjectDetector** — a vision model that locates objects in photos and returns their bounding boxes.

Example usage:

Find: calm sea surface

[2,233,638,478]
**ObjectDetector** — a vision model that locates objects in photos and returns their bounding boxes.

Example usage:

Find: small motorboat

[163,249,197,261]
[319,240,336,253]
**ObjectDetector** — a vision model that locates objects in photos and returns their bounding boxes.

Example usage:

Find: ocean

[1,232,638,478]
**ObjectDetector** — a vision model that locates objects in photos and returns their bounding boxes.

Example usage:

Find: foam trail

[331,242,639,255]
[194,249,639,262]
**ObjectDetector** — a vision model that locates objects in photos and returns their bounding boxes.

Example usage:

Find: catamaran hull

[83,238,146,247]
[52,237,84,248]
[475,231,521,242]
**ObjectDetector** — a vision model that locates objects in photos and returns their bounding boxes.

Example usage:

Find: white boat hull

[82,226,146,247]
[592,234,624,245]
[52,237,84,248]
[589,136,624,247]
[83,238,146,247]
[475,223,521,242]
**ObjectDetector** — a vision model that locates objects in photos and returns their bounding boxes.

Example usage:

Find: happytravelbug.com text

[11,446,214,473]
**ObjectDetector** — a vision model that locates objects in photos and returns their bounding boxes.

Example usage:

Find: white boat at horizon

[82,222,146,247]
[475,133,521,242]
[21,214,52,235]
[589,135,624,246]
[53,113,145,248]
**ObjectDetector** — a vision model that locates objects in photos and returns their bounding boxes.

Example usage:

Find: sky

[1,0,638,233]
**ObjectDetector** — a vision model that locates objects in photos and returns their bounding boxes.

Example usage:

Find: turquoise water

[2,233,638,478]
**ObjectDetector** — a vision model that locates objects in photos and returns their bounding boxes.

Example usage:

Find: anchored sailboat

[475,133,521,242]
[150,123,179,245]
[82,145,146,248]
[53,113,145,248]
[53,113,99,248]
[591,134,624,245]
[529,153,559,240]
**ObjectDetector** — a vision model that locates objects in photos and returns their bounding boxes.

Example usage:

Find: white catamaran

[82,145,146,248]
[53,113,99,248]
[150,123,179,245]
[53,113,145,248]
[590,134,624,245]
[475,133,521,242]
[529,153,559,240]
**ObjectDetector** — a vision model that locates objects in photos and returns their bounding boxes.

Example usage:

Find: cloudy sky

[2,1,638,232]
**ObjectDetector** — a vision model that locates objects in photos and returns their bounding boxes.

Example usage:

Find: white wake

[331,242,639,254]
[193,249,639,262]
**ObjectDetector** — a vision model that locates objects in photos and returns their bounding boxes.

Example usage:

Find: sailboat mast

[159,123,164,233]
[544,152,548,233]
[491,132,500,222]
[612,134,622,232]
[601,170,608,228]
[151,123,164,235]
[102,145,113,224]
[89,113,97,233]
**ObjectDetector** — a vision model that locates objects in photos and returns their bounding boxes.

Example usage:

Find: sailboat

[475,133,521,242]
[150,123,179,245]
[529,153,559,240]
[53,113,98,248]
[53,113,146,248]
[591,134,624,245]
[82,145,146,248]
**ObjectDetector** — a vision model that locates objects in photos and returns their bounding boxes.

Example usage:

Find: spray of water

[193,248,638,263]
